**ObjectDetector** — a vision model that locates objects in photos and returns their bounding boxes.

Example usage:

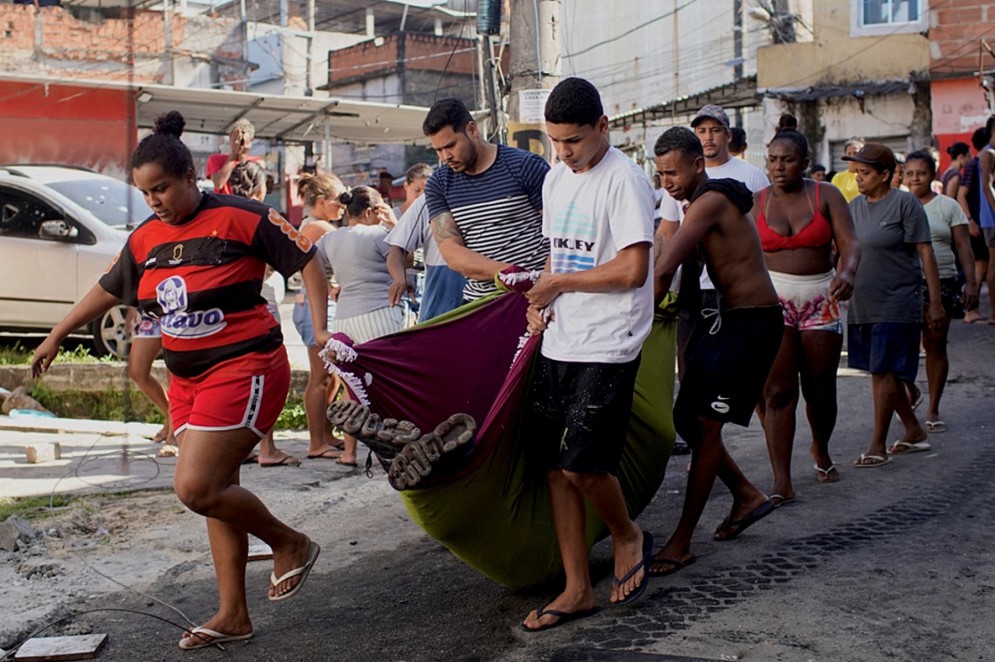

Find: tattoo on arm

[431,212,464,244]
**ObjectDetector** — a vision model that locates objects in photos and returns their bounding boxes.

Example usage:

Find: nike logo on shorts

[711,398,731,414]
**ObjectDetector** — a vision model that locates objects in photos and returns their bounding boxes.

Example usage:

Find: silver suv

[0,165,152,358]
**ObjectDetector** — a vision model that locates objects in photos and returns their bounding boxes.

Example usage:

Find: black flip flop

[520,604,599,633]
[259,456,301,467]
[611,530,654,606]
[307,448,343,460]
[713,499,775,541]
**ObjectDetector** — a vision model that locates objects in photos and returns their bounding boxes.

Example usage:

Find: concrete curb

[0,363,310,395]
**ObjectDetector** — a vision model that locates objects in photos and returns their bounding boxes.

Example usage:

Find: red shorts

[169,348,290,438]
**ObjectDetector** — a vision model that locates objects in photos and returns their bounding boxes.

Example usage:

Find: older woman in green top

[903,150,979,433]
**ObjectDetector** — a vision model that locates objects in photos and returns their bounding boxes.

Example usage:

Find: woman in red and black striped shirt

[32,112,331,651]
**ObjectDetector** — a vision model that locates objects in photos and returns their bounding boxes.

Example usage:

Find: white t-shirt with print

[541,146,655,364]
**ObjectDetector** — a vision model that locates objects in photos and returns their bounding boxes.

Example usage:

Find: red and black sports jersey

[100,193,315,378]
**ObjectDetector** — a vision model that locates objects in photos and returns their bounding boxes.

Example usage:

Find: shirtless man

[649,127,781,576]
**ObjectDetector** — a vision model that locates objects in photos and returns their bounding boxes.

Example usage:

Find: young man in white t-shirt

[520,77,656,632]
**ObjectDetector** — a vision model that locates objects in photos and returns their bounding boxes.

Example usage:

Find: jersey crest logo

[170,244,184,265]
[156,276,188,313]
[155,275,227,339]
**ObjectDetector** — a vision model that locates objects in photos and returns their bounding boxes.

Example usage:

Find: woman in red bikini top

[749,113,861,509]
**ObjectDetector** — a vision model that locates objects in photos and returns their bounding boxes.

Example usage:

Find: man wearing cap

[845,143,945,468]
[692,105,768,191]
[386,163,468,322]
[206,119,262,195]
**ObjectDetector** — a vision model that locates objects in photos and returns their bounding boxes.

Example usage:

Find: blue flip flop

[611,530,653,606]
[520,603,600,632]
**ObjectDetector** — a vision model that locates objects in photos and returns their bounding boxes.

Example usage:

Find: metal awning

[762,80,909,102]
[0,74,432,145]
[608,76,760,130]
[133,82,433,144]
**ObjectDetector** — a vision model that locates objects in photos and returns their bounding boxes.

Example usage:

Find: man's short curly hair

[653,126,703,161]
[231,118,255,140]
[544,77,603,127]
[422,98,473,136]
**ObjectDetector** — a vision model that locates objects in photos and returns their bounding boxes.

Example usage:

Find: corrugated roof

[763,80,910,102]
[608,76,760,130]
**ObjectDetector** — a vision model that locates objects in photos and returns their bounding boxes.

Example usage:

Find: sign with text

[518,89,552,124]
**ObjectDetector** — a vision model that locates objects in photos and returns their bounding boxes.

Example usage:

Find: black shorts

[970,231,988,261]
[525,354,641,474]
[675,305,784,427]
[923,277,964,319]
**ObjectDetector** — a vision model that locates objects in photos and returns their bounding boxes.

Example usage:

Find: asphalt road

[4,309,995,662]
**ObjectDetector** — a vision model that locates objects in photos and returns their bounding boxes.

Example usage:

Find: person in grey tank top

[314,185,404,466]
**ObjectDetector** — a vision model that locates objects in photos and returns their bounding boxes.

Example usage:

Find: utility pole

[162,0,175,86]
[507,0,561,158]
[477,0,502,141]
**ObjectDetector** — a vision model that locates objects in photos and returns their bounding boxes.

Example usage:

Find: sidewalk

[0,418,170,499]
[0,292,313,501]
[0,416,348,500]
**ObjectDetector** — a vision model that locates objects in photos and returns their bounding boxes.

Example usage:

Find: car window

[46,179,152,229]
[0,187,62,238]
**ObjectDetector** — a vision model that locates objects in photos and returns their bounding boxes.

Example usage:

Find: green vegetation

[0,342,33,365]
[29,382,164,424]
[24,383,307,431]
[274,393,307,430]
[0,343,117,366]
[51,344,119,365]
[0,494,75,521]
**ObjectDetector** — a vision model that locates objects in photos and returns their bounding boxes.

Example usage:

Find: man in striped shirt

[423,98,550,301]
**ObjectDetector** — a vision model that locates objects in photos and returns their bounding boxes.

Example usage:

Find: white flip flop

[269,540,321,602]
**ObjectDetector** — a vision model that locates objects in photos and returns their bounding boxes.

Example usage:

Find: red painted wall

[931,78,991,173]
[0,79,134,175]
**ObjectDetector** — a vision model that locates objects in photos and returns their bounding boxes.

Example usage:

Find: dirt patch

[0,461,421,651]
[0,491,204,645]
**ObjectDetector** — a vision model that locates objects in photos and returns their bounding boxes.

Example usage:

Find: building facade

[928,1,993,171]
[758,0,932,172]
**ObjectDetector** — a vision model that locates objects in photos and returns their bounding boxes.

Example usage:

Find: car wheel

[90,305,132,359]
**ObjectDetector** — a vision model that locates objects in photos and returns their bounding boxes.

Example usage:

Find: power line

[564,0,703,59]
[764,0,953,91]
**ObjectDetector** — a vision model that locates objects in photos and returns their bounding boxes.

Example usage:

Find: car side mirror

[39,219,79,241]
